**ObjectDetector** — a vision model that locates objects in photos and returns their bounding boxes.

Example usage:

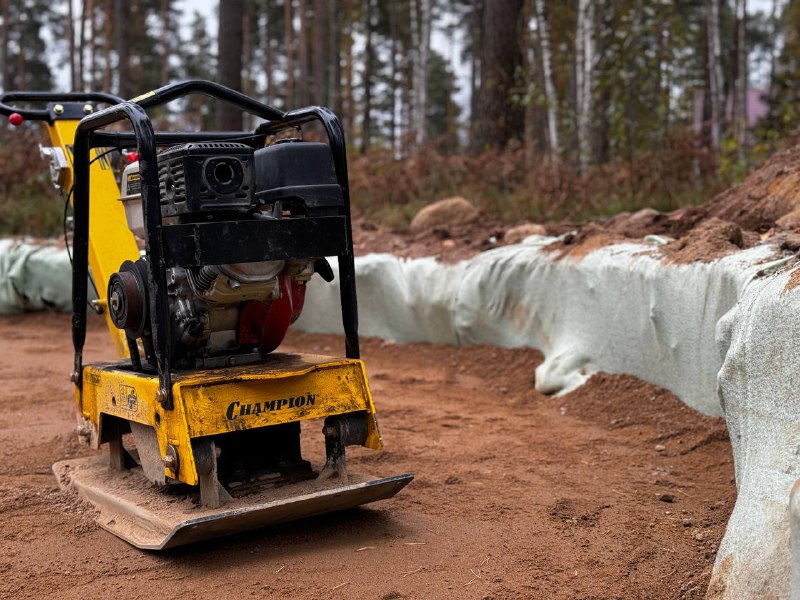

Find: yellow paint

[46,116,386,491]
[80,355,383,485]
[47,119,139,357]
[129,90,156,103]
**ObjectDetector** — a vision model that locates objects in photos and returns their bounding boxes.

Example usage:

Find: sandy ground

[0,312,734,600]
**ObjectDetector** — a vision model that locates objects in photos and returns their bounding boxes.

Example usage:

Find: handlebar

[0,91,125,122]
[0,81,285,125]
[130,80,285,121]
[68,80,360,410]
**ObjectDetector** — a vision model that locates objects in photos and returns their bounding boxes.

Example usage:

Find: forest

[1,0,800,235]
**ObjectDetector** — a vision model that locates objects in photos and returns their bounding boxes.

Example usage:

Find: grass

[348,135,745,230]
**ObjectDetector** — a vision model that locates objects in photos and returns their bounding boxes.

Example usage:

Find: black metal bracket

[256,106,360,360]
[71,101,173,408]
[0,91,125,123]
[69,80,362,414]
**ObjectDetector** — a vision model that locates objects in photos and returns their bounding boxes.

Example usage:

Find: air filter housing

[254,141,343,215]
[157,142,255,216]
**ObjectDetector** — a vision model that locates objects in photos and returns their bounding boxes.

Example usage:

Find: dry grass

[0,125,760,237]
[348,134,742,229]
[0,127,64,237]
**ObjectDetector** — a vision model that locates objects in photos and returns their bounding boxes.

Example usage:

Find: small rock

[683,518,693,527]
[505,223,547,244]
[780,233,800,252]
[657,493,674,503]
[444,475,460,485]
[655,444,667,453]
[442,239,456,249]
[695,533,704,541]
[410,196,479,233]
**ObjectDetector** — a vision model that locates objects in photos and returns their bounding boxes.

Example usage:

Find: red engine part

[238,275,307,353]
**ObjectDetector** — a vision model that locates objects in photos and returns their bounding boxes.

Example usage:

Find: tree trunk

[535,0,559,157]
[707,0,724,159]
[16,36,24,90]
[593,0,610,165]
[409,0,420,144]
[160,0,169,85]
[473,0,524,151]
[769,0,779,90]
[217,0,244,129]
[78,0,86,91]
[66,0,77,90]
[400,2,412,156]
[242,4,252,127]
[284,0,294,106]
[341,0,354,137]
[298,0,308,105]
[409,0,431,147]
[418,0,431,146]
[263,0,273,99]
[102,0,112,90]
[312,0,326,105]
[360,0,374,153]
[113,0,131,97]
[2,0,12,91]
[389,0,398,153]
[575,0,595,173]
[469,3,481,148]
[734,0,748,166]
[624,0,643,164]
[327,0,339,112]
[88,0,96,88]
[522,0,538,166]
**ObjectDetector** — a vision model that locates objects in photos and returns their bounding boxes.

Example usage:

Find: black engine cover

[254,141,343,215]
[158,142,255,216]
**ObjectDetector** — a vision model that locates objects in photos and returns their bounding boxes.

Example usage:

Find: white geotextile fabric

[709,268,800,599]
[296,237,773,416]
[0,239,74,313]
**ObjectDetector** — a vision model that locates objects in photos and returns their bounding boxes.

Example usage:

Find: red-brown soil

[0,313,734,599]
[356,143,800,265]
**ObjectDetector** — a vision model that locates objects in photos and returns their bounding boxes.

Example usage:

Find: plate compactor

[0,81,412,550]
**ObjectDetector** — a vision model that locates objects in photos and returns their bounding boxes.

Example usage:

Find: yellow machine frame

[45,117,383,488]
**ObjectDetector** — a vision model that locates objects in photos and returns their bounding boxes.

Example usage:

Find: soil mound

[660,218,758,264]
[703,144,800,232]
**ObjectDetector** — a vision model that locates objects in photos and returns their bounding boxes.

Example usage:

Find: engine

[108,140,339,370]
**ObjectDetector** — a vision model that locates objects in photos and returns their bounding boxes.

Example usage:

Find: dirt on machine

[0,81,412,550]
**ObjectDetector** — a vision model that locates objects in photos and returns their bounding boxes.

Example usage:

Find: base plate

[53,455,413,551]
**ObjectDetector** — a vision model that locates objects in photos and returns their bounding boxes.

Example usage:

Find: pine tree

[218,0,245,129]
[179,10,217,129]
[4,0,53,91]
[473,0,524,150]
